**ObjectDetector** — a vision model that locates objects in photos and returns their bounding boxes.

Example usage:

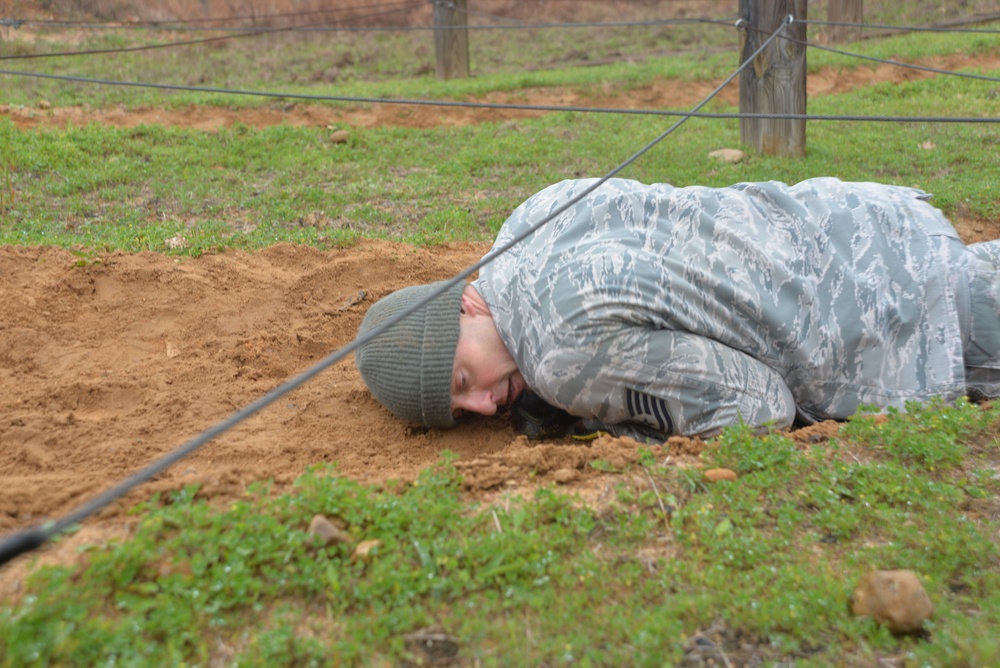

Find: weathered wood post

[828,0,863,44]
[738,0,807,157]
[432,0,470,80]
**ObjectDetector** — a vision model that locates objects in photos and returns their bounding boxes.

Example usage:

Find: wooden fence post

[738,0,807,157]
[433,0,470,80]
[828,0,863,43]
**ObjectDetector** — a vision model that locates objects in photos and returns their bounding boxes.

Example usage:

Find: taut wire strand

[1,68,996,122]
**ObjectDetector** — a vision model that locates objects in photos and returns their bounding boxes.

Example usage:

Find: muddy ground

[1,52,999,593]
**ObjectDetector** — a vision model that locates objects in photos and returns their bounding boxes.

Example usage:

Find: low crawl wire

[801,17,1000,34]
[0,3,424,61]
[745,25,1000,83]
[0,16,795,567]
[440,5,736,31]
[4,0,420,30]
[2,68,997,122]
[10,13,997,35]
[2,15,737,35]
[804,39,1000,83]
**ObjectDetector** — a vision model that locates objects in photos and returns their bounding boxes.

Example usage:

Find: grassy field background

[1,1,999,666]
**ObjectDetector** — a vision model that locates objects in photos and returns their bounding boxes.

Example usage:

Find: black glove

[511,390,577,440]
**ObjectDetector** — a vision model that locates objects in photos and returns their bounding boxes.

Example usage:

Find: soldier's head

[355,281,525,427]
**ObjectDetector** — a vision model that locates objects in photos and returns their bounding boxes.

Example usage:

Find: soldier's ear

[460,292,474,317]
[460,288,487,318]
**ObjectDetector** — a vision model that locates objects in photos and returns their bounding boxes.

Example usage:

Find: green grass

[1,10,1000,666]
[2,401,999,666]
[1,34,998,253]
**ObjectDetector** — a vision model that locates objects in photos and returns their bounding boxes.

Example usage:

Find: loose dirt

[2,53,999,592]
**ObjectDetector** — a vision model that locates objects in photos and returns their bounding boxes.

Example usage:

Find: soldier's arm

[533,327,797,439]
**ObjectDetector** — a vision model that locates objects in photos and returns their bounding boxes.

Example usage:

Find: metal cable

[1,68,996,123]
[447,2,735,31]
[0,15,751,34]
[448,0,736,32]
[0,15,796,568]
[801,17,1000,34]
[740,23,1000,84]
[3,0,419,29]
[804,41,1000,83]
[7,13,998,34]
[0,3,424,61]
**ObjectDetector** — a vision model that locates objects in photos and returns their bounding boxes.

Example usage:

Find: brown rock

[308,514,354,546]
[850,570,933,635]
[704,468,738,482]
[156,557,193,579]
[164,234,188,250]
[552,468,578,484]
[707,148,747,164]
[352,539,382,562]
[404,626,460,666]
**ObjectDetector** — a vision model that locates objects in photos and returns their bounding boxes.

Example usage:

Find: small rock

[552,468,577,484]
[308,514,354,546]
[704,468,738,482]
[708,148,747,164]
[156,557,192,579]
[329,129,350,144]
[404,626,460,666]
[164,235,188,250]
[850,570,933,635]
[352,538,382,561]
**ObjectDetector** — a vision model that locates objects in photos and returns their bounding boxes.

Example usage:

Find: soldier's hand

[511,390,577,440]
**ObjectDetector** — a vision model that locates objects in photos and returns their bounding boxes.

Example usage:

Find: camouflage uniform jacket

[472,177,977,438]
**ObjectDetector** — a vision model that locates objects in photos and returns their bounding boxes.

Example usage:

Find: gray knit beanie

[355,280,464,428]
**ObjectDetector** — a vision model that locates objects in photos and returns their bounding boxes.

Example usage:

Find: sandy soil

[1,52,999,592]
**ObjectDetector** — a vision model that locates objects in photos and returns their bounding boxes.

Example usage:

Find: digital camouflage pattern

[473,177,1000,438]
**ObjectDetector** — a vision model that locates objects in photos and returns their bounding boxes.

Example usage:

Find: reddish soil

[2,51,999,593]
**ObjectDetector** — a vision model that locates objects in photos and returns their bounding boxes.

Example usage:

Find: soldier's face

[450,308,525,418]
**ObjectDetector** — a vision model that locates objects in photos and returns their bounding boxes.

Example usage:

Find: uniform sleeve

[532,326,796,439]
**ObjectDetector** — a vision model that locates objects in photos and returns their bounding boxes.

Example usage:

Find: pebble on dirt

[352,539,382,562]
[403,626,460,666]
[703,468,738,482]
[850,570,934,635]
[164,234,189,250]
[551,468,578,484]
[707,148,747,164]
[308,514,354,546]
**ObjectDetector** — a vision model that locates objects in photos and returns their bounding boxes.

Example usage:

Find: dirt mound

[0,242,701,533]
[0,241,719,592]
